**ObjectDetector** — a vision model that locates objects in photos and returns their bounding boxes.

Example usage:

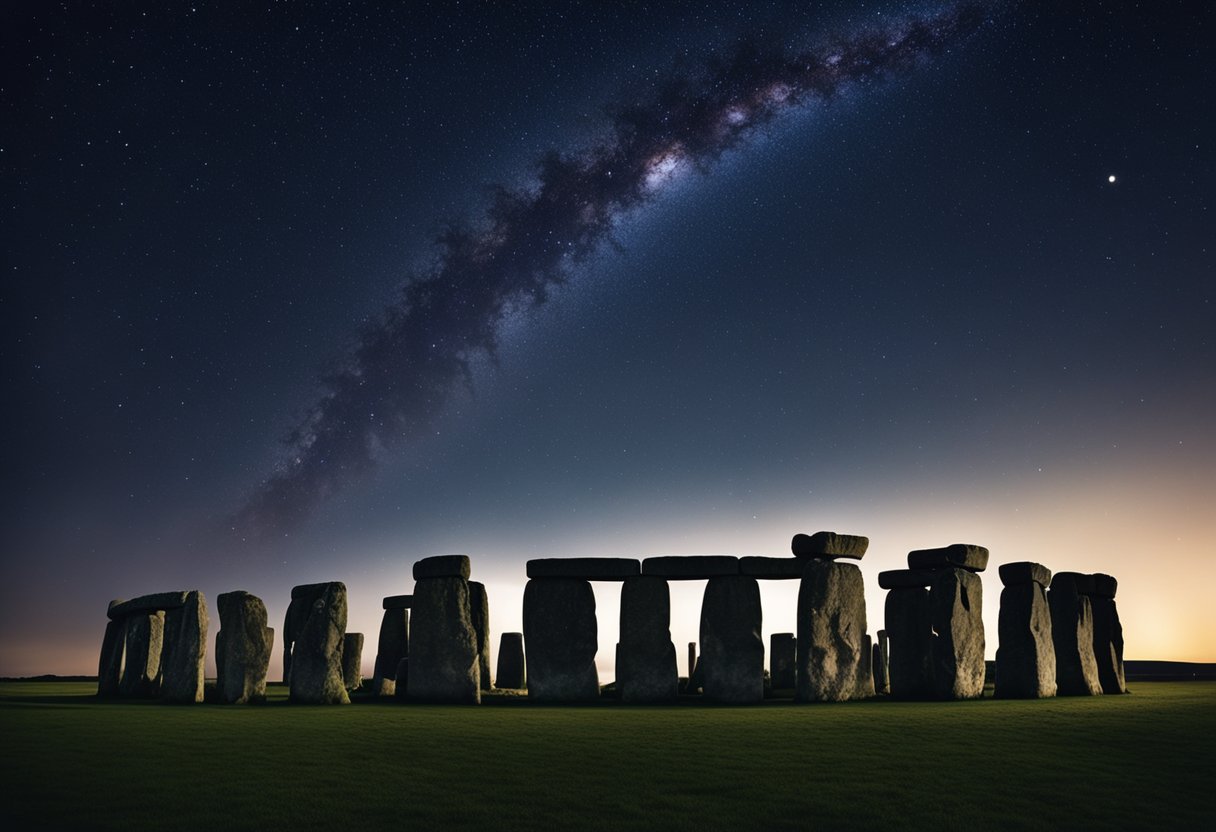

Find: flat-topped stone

[1052,572,1098,597]
[878,569,939,590]
[739,557,804,579]
[999,562,1053,588]
[290,582,334,601]
[791,531,869,559]
[382,595,413,610]
[107,591,189,619]
[1091,573,1118,599]
[642,556,739,579]
[413,555,471,580]
[907,544,989,572]
[526,558,640,581]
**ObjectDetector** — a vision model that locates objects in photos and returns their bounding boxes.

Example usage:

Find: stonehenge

[795,534,871,703]
[770,633,796,689]
[372,597,410,697]
[469,582,492,693]
[618,575,678,702]
[215,591,274,704]
[1089,575,1126,694]
[496,632,526,689]
[408,555,480,704]
[995,563,1056,698]
[342,633,364,691]
[873,630,889,695]
[97,590,207,702]
[523,574,601,701]
[699,574,764,703]
[287,582,350,705]
[1049,572,1103,696]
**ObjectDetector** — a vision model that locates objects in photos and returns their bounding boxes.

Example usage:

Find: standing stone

[289,582,350,704]
[282,586,322,685]
[995,563,1056,699]
[874,630,890,694]
[469,581,492,692]
[409,571,480,704]
[1090,595,1126,694]
[796,560,869,702]
[496,632,526,689]
[119,611,164,698]
[770,633,796,689]
[394,657,409,700]
[618,576,678,703]
[342,633,364,691]
[1049,574,1102,696]
[97,607,127,697]
[215,591,274,704]
[929,569,985,700]
[687,642,697,680]
[161,590,208,703]
[858,633,875,698]
[885,588,933,699]
[373,608,409,696]
[522,578,599,701]
[699,576,764,703]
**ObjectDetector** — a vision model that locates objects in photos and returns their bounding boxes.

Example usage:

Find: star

[1108,174,1117,183]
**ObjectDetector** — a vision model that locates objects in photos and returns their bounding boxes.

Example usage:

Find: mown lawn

[1,681,1211,830]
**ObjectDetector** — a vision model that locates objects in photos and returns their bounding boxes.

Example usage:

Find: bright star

[1107,174,1117,183]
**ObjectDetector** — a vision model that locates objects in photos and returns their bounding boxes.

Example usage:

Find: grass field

[1,681,1212,830]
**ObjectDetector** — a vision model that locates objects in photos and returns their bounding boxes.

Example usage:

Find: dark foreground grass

[1,682,1212,830]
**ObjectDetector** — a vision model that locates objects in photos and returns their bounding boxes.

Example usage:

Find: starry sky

[3,1,1213,678]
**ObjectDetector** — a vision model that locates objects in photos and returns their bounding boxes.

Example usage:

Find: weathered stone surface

[796,560,869,702]
[382,595,413,610]
[393,657,409,700]
[342,633,363,690]
[162,590,208,703]
[929,569,985,700]
[523,578,599,701]
[412,555,471,581]
[119,611,164,698]
[107,591,189,620]
[495,632,526,689]
[1091,596,1126,694]
[409,576,480,703]
[526,558,641,581]
[699,576,763,703]
[643,555,740,579]
[618,576,678,703]
[372,608,409,696]
[884,588,933,699]
[97,611,126,697]
[740,557,804,579]
[469,581,492,692]
[770,633,796,689]
[857,633,875,699]
[995,582,1056,698]
[1052,572,1097,597]
[1091,573,1118,599]
[289,582,350,704]
[791,531,869,559]
[999,561,1053,588]
[875,629,890,694]
[215,591,274,704]
[877,569,938,590]
[908,544,989,572]
[1049,580,1103,696]
[283,582,331,684]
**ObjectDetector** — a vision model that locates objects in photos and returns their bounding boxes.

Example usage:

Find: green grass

[1,682,1212,830]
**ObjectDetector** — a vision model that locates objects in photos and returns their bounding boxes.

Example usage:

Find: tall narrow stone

[282,585,322,685]
[687,642,697,680]
[523,578,599,701]
[394,657,409,700]
[1090,595,1126,694]
[995,563,1056,699]
[289,582,350,704]
[1049,574,1102,696]
[161,590,208,703]
[215,591,274,704]
[97,606,127,698]
[469,581,492,692]
[858,633,875,698]
[496,632,526,689]
[618,575,677,703]
[874,630,890,694]
[119,611,164,698]
[796,560,869,702]
[885,588,933,699]
[342,633,364,691]
[929,568,985,700]
[770,633,796,689]
[699,576,763,703]
[372,608,409,696]
[409,563,480,703]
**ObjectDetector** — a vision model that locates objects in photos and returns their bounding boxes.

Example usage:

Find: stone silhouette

[409,555,480,703]
[527,558,640,580]
[874,629,890,695]
[618,575,678,703]
[699,575,764,703]
[523,577,599,701]
[796,559,870,702]
[643,555,740,579]
[372,601,409,697]
[160,590,208,704]
[287,582,350,705]
[98,590,208,703]
[995,562,1056,699]
[1088,574,1126,694]
[215,591,274,704]
[791,531,869,560]
[343,632,364,691]
[770,633,796,689]
[496,632,526,689]
[97,606,127,698]
[119,611,164,698]
[929,568,985,700]
[880,571,935,700]
[469,581,492,692]
[1048,572,1103,696]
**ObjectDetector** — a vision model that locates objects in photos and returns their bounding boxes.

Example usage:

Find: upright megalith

[119,611,165,698]
[618,575,678,703]
[522,577,599,701]
[1088,574,1126,694]
[699,575,764,703]
[342,633,364,691]
[880,571,935,700]
[874,630,890,695]
[469,582,492,692]
[496,632,526,689]
[796,559,870,702]
[409,555,480,703]
[97,605,127,697]
[283,583,328,685]
[1049,572,1103,696]
[929,568,985,700]
[995,562,1056,699]
[215,591,274,705]
[372,602,410,697]
[288,582,350,705]
[770,633,796,690]
[161,590,208,703]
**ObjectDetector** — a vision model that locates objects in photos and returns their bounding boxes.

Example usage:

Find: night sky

[3,1,1213,677]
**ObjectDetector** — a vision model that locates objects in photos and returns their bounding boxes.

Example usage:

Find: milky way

[237,2,993,535]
